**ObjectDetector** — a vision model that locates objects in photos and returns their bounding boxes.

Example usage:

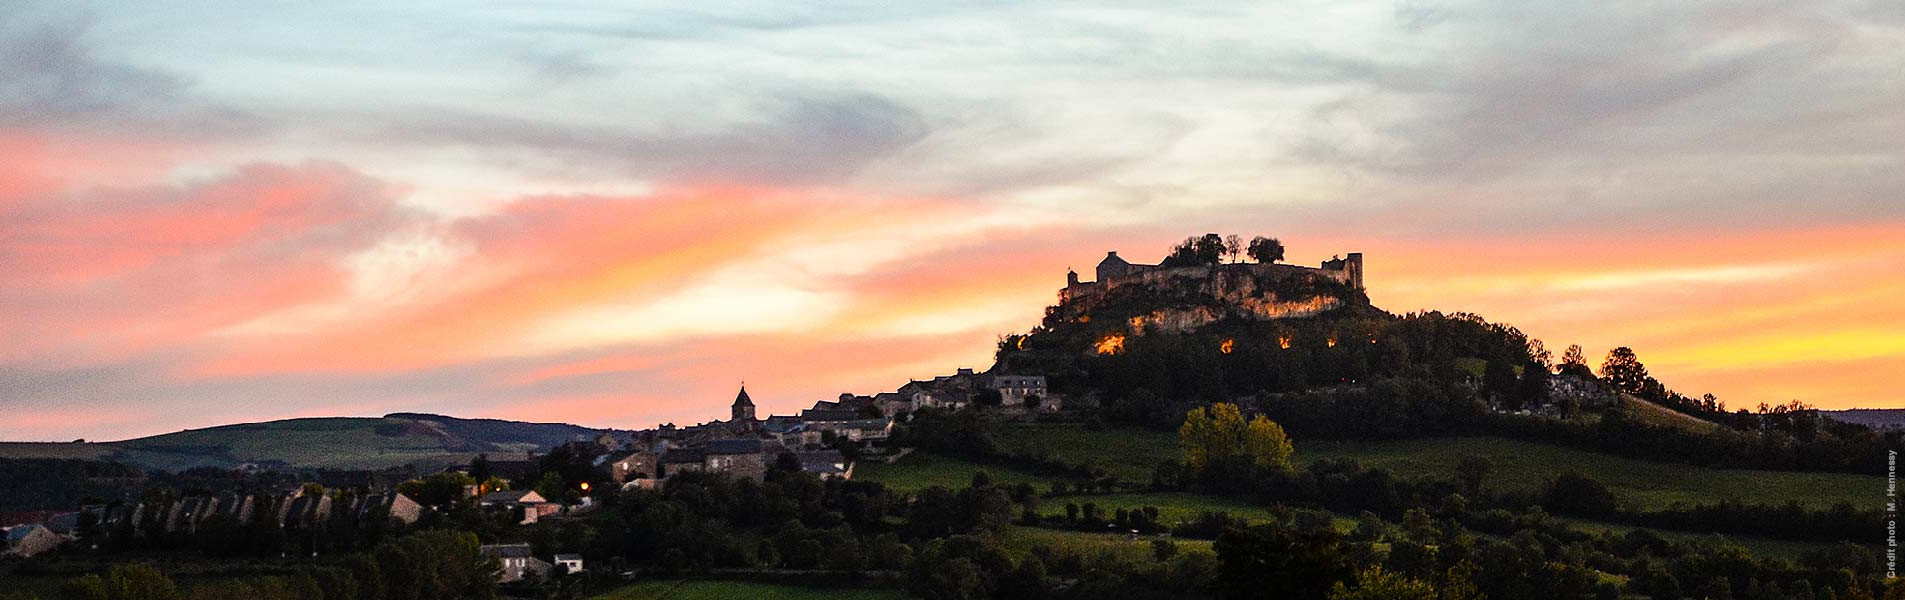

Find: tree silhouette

[1163,233,1228,267]
[1247,236,1285,263]
[1526,339,1552,371]
[1557,344,1593,378]
[1599,347,1652,395]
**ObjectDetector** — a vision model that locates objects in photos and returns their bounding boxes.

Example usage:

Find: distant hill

[1822,408,1905,430]
[0,413,631,472]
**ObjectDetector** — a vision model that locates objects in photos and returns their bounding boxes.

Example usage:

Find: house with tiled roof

[481,543,552,582]
[795,450,854,480]
[3,524,61,557]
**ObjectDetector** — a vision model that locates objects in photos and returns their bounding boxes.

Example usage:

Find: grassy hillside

[107,417,471,471]
[858,430,1865,564]
[0,441,113,461]
[590,580,903,600]
[1300,436,1876,510]
[1620,394,1723,433]
[987,424,1880,511]
[0,414,626,472]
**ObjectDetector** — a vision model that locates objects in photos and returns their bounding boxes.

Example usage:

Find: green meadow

[590,580,903,600]
[988,423,1880,511]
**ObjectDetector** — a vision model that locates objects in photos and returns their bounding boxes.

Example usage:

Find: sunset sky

[3,2,1902,441]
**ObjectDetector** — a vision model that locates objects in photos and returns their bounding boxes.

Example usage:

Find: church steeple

[731,384,756,421]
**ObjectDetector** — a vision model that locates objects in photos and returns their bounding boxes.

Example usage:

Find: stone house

[985,374,1051,410]
[795,450,854,480]
[3,524,60,557]
[278,493,333,529]
[703,439,766,481]
[660,447,706,478]
[816,418,893,443]
[357,492,424,525]
[479,489,550,524]
[1548,374,1616,410]
[609,449,659,486]
[481,543,552,583]
[553,553,584,574]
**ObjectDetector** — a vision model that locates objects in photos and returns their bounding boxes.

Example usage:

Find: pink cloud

[0,161,414,365]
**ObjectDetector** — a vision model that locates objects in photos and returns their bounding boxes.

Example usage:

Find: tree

[1543,471,1618,516]
[536,472,568,504]
[470,454,493,484]
[1328,567,1436,600]
[1599,346,1652,395]
[60,564,182,600]
[1700,576,1735,600]
[1483,359,1519,406]
[1180,403,1294,476]
[1162,233,1228,267]
[1527,339,1552,371]
[1248,236,1286,263]
[371,530,497,600]
[1215,522,1353,600]
[1455,456,1491,496]
[1224,234,1243,263]
[1557,344,1592,378]
[1515,361,1550,410]
[400,471,476,507]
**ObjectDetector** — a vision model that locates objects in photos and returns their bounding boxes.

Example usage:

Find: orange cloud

[189,186,981,376]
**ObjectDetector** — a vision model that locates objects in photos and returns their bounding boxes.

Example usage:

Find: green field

[1001,526,1212,562]
[1300,437,1878,511]
[856,453,1326,528]
[990,423,1880,511]
[992,423,1176,483]
[854,452,1069,492]
[1548,517,1840,561]
[590,580,903,600]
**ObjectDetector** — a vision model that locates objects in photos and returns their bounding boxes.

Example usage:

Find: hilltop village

[607,368,1054,489]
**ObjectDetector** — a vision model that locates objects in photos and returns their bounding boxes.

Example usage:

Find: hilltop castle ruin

[1053,249,1365,328]
[1065,250,1363,297]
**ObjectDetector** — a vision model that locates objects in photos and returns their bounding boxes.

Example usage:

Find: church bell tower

[731,385,756,422]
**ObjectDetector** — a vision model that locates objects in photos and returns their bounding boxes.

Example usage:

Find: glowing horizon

[3,3,1902,440]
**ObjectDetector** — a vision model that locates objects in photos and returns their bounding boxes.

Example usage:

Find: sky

[2,2,1903,441]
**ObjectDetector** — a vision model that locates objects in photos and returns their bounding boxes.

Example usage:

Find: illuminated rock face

[1057,256,1361,326]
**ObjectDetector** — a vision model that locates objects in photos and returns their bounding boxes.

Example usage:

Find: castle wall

[1057,256,1360,323]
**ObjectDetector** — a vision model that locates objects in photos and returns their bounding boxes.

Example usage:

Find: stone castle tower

[731,385,756,422]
